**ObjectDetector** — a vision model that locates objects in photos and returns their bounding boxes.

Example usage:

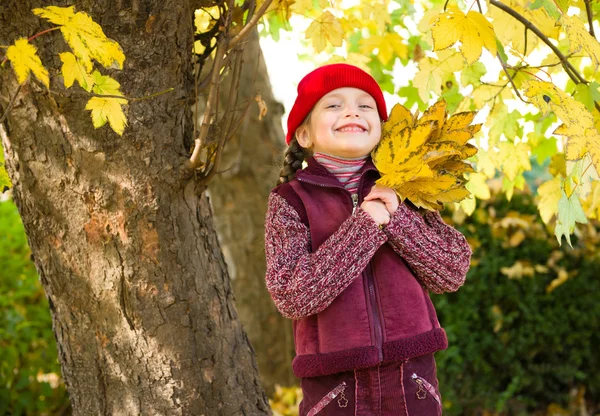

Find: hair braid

[277,137,306,185]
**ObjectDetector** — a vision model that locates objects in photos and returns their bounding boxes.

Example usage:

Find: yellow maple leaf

[431,8,497,65]
[84,71,127,135]
[361,2,391,33]
[290,0,312,14]
[194,6,220,34]
[537,176,562,224]
[466,172,491,200]
[490,0,559,54]
[524,79,600,174]
[32,5,75,25]
[305,11,344,53]
[33,6,125,72]
[359,33,408,65]
[373,100,479,211]
[59,52,94,91]
[496,142,531,181]
[581,180,600,219]
[413,50,464,101]
[562,15,600,69]
[6,38,49,88]
[85,97,128,136]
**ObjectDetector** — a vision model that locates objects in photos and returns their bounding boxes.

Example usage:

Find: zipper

[351,193,358,213]
[366,263,383,361]
[411,373,441,404]
[298,172,384,362]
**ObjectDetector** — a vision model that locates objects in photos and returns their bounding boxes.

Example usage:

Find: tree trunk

[207,29,297,395]
[0,1,270,414]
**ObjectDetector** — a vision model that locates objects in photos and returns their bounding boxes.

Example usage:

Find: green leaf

[496,38,508,63]
[441,73,463,113]
[398,82,427,112]
[555,189,587,247]
[502,173,525,201]
[461,61,486,87]
[529,0,561,20]
[574,82,600,112]
[531,135,557,165]
[91,71,123,96]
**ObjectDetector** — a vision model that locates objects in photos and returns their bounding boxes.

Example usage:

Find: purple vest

[275,157,448,378]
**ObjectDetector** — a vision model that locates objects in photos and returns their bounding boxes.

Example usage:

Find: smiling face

[295,87,382,158]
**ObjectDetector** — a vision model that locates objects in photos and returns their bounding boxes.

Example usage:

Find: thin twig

[0,83,22,124]
[585,0,596,39]
[228,0,273,50]
[187,39,225,169]
[497,54,528,104]
[490,0,588,86]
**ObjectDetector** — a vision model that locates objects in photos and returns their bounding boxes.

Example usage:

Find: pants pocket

[299,371,354,416]
[402,354,443,416]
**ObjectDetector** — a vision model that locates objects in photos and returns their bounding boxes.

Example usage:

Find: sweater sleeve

[264,192,387,320]
[383,203,472,294]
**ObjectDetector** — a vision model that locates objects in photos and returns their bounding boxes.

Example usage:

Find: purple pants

[298,353,442,416]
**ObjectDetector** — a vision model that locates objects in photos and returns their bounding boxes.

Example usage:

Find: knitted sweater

[264,160,472,320]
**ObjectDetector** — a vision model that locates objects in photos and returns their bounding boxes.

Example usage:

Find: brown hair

[277,113,312,185]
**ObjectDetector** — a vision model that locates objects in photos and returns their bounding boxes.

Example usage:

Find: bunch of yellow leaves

[372,100,479,211]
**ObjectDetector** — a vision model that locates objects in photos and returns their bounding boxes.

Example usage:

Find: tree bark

[0,1,270,414]
[207,29,297,395]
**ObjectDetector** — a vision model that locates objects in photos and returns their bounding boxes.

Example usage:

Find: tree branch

[228,0,273,49]
[585,0,596,39]
[0,83,22,124]
[490,0,588,85]
[497,55,528,104]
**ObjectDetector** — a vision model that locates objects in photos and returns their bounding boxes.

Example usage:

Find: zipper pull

[351,193,358,214]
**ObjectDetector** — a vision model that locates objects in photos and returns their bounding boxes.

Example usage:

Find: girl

[264,63,472,416]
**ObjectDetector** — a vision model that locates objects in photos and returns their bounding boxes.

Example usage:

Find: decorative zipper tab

[307,381,347,416]
[411,373,441,405]
[351,193,359,214]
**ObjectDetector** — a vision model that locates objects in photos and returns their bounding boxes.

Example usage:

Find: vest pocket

[410,373,441,405]
[307,381,348,416]
[402,354,442,416]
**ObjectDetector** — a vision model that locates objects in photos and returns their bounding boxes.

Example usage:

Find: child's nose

[344,107,361,118]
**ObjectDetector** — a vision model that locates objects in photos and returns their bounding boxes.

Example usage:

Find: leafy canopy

[256,0,600,247]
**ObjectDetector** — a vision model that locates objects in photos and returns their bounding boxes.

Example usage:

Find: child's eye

[360,105,374,109]
[326,104,340,108]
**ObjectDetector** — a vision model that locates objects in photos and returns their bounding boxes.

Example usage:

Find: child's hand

[363,186,400,215]
[360,199,391,226]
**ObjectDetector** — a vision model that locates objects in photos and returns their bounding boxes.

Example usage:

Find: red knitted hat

[285,63,388,145]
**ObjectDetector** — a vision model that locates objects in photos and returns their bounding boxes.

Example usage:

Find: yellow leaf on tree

[34,6,125,72]
[524,79,600,174]
[413,50,464,101]
[497,142,531,181]
[85,97,128,136]
[361,2,392,33]
[466,172,491,200]
[431,8,497,65]
[6,38,49,88]
[359,33,408,65]
[305,11,344,53]
[562,15,600,70]
[537,176,562,224]
[490,0,559,54]
[194,6,220,34]
[582,180,600,219]
[59,52,94,91]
